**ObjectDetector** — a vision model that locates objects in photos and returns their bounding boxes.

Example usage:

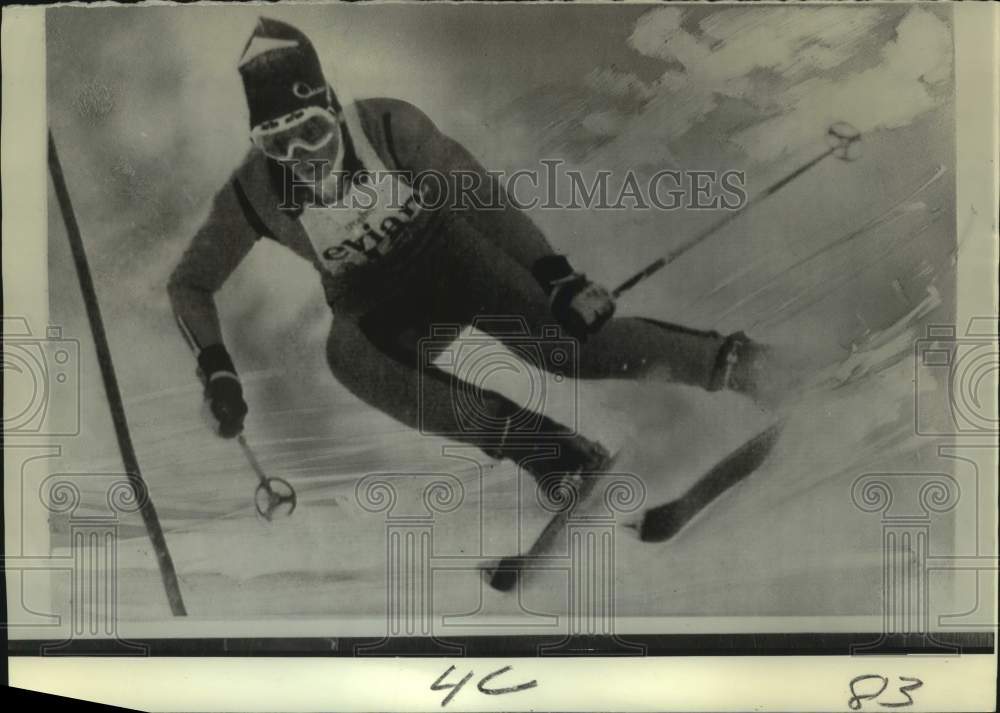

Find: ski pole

[237,434,297,520]
[49,130,188,616]
[612,122,861,298]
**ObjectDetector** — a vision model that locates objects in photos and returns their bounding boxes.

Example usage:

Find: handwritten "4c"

[431,664,538,707]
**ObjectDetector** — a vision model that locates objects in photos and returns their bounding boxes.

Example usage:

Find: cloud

[881,6,953,86]
[584,66,657,104]
[615,5,953,163]
[732,7,953,161]
[629,5,886,86]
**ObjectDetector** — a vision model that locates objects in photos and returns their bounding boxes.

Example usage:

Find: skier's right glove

[197,344,248,439]
[532,255,615,340]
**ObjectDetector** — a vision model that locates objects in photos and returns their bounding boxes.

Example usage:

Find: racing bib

[299,173,425,276]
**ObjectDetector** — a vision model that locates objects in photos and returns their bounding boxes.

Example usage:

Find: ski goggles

[250,106,341,161]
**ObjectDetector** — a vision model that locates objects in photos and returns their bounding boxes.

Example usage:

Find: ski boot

[528,434,614,513]
[487,414,614,513]
[709,331,800,411]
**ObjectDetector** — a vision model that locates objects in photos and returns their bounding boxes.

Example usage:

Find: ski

[486,451,620,592]
[638,420,784,542]
[486,494,583,592]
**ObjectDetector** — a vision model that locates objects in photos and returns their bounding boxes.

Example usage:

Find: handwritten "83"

[848,674,923,709]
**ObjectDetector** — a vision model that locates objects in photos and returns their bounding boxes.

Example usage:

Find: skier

[168,17,784,493]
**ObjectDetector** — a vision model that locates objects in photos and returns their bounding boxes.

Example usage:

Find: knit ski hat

[238,17,341,129]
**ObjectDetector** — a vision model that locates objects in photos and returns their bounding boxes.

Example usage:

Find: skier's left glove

[532,255,615,339]
[197,344,248,439]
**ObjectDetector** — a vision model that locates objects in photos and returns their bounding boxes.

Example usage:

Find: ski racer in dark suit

[169,18,779,486]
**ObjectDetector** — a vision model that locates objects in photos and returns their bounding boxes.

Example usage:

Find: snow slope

[50,305,962,629]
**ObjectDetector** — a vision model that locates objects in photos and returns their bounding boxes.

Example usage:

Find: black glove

[197,344,248,439]
[532,255,615,339]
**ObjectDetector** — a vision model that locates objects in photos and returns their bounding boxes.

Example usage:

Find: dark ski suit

[168,98,730,456]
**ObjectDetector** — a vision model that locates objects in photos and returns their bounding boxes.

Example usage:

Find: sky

[45,3,957,463]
